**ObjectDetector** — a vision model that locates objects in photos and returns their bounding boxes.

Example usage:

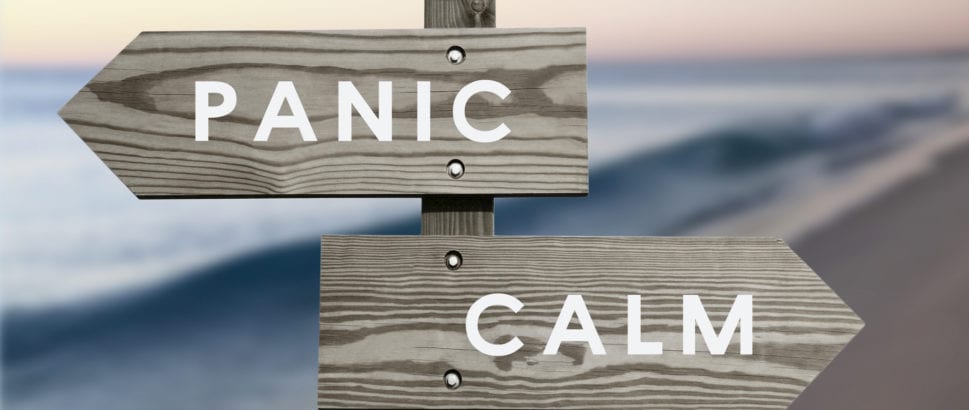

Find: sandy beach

[788,131,969,408]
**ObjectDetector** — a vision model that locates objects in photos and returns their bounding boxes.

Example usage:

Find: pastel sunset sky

[2,0,968,65]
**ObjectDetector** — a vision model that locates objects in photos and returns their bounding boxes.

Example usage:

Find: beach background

[3,1,969,409]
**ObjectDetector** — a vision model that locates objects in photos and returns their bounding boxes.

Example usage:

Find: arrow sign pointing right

[319,236,863,409]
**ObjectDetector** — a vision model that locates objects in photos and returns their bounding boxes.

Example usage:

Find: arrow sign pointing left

[58,29,588,199]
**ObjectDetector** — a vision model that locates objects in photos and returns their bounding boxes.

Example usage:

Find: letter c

[466,293,524,356]
[453,80,511,143]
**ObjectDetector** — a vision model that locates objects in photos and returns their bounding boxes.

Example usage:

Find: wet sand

[790,139,969,408]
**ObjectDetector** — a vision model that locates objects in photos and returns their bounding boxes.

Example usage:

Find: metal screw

[443,369,462,390]
[470,0,488,13]
[446,159,465,179]
[446,46,465,65]
[445,251,463,270]
[469,0,489,27]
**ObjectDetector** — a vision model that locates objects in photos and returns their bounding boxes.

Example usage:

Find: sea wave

[496,91,963,236]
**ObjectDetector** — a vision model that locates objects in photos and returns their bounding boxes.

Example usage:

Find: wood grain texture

[319,236,862,409]
[426,0,496,28]
[58,28,587,198]
[422,197,494,235]
[422,0,496,235]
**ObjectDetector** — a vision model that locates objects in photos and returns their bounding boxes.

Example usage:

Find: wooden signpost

[58,28,587,198]
[319,236,861,408]
[59,0,861,408]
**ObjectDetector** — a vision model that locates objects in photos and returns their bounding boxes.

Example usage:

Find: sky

[1,0,968,65]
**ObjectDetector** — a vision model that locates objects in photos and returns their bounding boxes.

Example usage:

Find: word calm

[466,294,753,356]
[194,80,512,143]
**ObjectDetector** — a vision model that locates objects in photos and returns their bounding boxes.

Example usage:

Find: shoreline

[687,121,969,243]
[787,127,969,408]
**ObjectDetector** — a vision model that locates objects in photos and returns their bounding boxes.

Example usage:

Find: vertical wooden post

[425,0,496,29]
[421,197,494,235]
[422,0,496,236]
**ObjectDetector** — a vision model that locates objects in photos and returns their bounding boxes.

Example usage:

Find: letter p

[195,81,237,141]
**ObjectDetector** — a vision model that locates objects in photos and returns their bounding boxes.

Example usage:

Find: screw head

[470,0,487,13]
[446,159,465,179]
[446,46,466,65]
[445,251,463,270]
[443,369,462,390]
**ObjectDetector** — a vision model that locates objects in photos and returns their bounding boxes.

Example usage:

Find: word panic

[466,294,753,356]
[194,80,512,143]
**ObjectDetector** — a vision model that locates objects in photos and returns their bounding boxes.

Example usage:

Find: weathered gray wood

[426,0,496,28]
[319,236,862,409]
[58,28,587,198]
[421,0,497,235]
[421,197,494,235]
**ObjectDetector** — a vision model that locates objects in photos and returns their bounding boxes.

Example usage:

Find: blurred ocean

[3,54,969,409]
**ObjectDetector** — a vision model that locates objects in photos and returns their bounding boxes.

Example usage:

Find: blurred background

[2,0,969,409]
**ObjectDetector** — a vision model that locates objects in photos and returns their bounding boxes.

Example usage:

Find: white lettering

[683,295,753,355]
[254,81,317,142]
[627,295,664,355]
[544,295,606,355]
[338,81,392,141]
[466,293,525,357]
[453,80,511,143]
[194,81,237,141]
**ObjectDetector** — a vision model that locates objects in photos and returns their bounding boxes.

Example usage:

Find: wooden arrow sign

[319,236,862,409]
[58,29,587,198]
